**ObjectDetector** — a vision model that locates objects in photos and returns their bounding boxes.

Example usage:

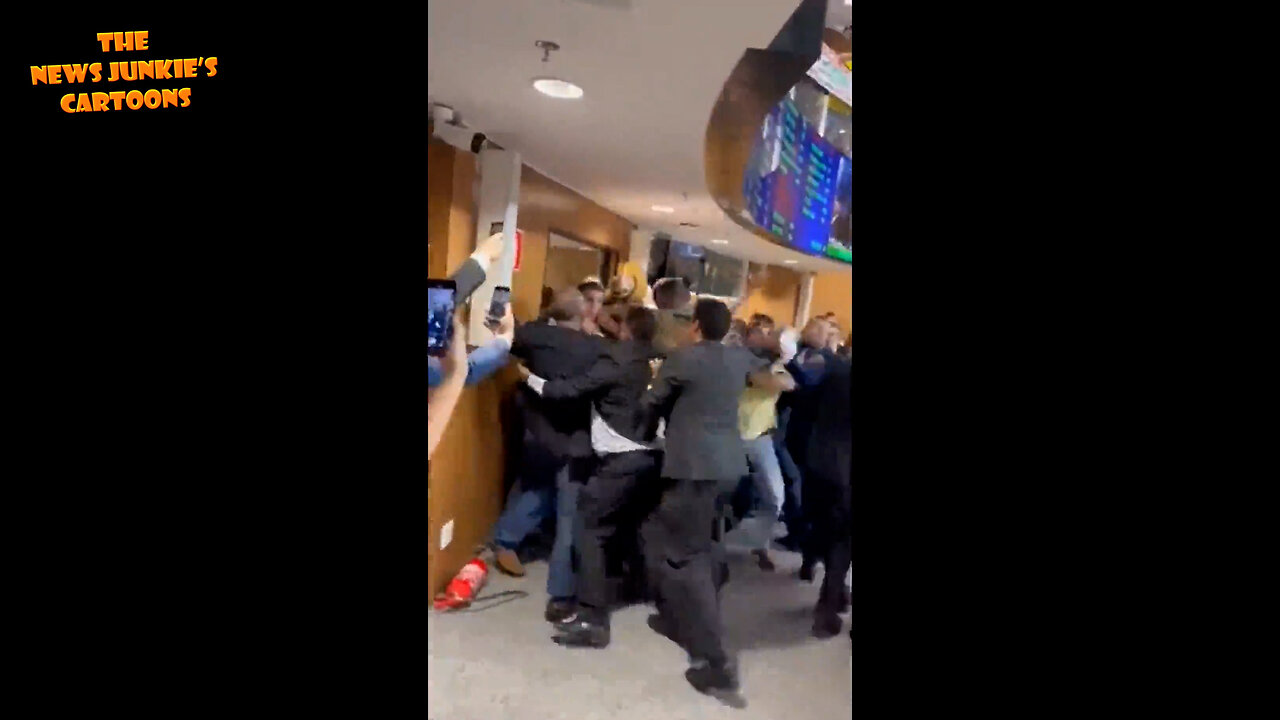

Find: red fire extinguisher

[433,557,488,611]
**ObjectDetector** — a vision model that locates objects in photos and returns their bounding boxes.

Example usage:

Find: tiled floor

[428,543,852,720]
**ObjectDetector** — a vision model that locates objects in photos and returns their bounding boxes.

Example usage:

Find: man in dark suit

[805,354,852,639]
[783,317,841,579]
[487,288,605,622]
[517,306,664,648]
[638,299,786,700]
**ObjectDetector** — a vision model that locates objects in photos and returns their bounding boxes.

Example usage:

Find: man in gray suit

[638,298,789,701]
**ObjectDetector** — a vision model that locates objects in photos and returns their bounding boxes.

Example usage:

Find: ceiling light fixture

[711,239,729,245]
[532,78,584,99]
[651,205,675,213]
[784,259,798,264]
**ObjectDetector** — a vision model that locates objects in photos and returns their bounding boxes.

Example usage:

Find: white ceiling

[428,0,851,274]
[827,0,853,32]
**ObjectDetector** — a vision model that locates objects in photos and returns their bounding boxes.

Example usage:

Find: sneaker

[545,598,576,624]
[552,614,611,649]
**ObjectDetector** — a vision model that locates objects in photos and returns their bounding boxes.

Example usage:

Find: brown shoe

[493,546,526,577]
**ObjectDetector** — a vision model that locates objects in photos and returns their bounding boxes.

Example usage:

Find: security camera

[432,121,478,154]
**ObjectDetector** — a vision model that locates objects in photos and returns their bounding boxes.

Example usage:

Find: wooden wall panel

[427,141,633,597]
[427,141,455,280]
[736,265,803,328]
[510,168,632,323]
[543,247,605,297]
[809,271,852,334]
[428,138,495,598]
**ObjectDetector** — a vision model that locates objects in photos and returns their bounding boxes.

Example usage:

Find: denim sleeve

[427,357,443,388]
[464,340,510,386]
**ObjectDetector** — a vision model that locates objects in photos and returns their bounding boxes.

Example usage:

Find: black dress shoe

[647,613,679,643]
[685,662,745,708]
[812,610,842,639]
[552,617,611,648]
[545,598,576,624]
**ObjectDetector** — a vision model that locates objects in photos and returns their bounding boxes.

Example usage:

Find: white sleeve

[468,250,492,275]
[525,374,546,396]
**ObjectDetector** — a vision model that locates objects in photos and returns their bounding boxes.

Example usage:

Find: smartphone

[489,221,504,237]
[427,279,457,357]
[486,286,510,328]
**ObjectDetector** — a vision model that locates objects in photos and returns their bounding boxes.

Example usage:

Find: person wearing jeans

[742,434,786,567]
[773,403,806,550]
[772,328,806,550]
[519,306,664,649]
[488,288,604,623]
[737,326,796,571]
[489,461,585,616]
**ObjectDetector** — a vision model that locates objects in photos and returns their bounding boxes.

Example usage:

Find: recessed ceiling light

[651,205,675,213]
[783,259,798,264]
[711,239,729,244]
[532,78,584,99]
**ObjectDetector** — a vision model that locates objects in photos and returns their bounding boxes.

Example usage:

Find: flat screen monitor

[743,95,851,263]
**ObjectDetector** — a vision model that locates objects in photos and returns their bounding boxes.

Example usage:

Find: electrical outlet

[440,519,454,550]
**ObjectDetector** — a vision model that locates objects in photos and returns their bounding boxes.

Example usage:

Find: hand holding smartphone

[427,279,457,357]
[486,286,510,329]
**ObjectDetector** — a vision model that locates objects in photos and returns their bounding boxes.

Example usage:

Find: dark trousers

[786,434,820,564]
[806,469,852,611]
[640,479,731,668]
[574,450,663,615]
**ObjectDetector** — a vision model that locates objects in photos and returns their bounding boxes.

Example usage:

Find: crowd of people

[427,235,852,703]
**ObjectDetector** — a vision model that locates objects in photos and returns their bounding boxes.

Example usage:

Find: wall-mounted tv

[743,94,851,263]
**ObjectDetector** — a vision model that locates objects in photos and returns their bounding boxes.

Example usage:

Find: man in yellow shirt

[736,326,795,570]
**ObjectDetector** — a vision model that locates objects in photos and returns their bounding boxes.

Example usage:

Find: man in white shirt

[517,307,664,648]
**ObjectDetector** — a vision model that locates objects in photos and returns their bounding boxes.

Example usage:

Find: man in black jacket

[784,317,841,580]
[488,289,605,622]
[805,354,852,639]
[518,306,664,648]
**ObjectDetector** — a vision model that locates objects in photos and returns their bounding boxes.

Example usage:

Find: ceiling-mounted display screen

[742,94,851,263]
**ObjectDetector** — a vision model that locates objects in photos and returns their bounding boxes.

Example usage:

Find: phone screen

[427,282,456,356]
[487,286,510,327]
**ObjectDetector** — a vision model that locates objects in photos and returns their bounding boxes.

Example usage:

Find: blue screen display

[743,96,849,262]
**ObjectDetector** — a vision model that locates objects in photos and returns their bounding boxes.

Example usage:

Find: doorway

[542,231,612,295]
